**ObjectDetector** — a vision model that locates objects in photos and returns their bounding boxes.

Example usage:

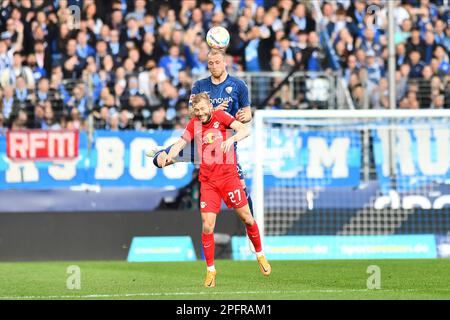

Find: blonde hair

[207,48,226,59]
[191,92,210,105]
[189,92,211,117]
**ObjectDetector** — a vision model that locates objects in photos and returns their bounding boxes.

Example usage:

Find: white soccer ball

[206,26,230,50]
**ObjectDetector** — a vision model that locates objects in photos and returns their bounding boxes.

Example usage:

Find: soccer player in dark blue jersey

[148,49,255,216]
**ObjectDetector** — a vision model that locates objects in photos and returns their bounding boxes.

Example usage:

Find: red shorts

[200,175,248,213]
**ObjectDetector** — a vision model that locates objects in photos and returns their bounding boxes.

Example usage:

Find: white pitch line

[2,288,450,300]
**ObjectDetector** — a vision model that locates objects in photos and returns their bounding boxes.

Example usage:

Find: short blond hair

[189,92,211,117]
[207,48,226,59]
[191,92,210,106]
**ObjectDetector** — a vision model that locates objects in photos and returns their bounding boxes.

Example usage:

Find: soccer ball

[206,26,230,50]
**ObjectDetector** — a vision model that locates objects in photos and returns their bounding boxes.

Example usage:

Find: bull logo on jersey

[202,132,222,145]
[225,86,232,94]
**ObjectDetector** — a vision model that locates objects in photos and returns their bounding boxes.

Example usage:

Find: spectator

[121,75,148,108]
[67,83,89,119]
[109,29,127,64]
[399,65,412,97]
[395,19,412,45]
[33,40,51,77]
[68,107,83,130]
[84,3,103,36]
[0,40,13,74]
[94,40,109,70]
[108,111,120,131]
[121,14,144,47]
[443,25,450,50]
[0,52,34,88]
[418,66,434,108]
[13,75,33,110]
[0,111,5,135]
[158,80,180,120]
[109,9,124,31]
[26,53,46,81]
[158,45,186,85]
[431,94,445,109]
[147,106,172,130]
[138,66,166,108]
[356,27,381,54]
[0,0,445,129]
[34,78,48,104]
[372,77,389,109]
[423,30,437,64]
[94,106,110,129]
[257,12,276,71]
[289,2,316,34]
[366,50,384,87]
[408,50,426,78]
[63,39,86,79]
[118,109,132,130]
[434,45,450,76]
[76,31,96,60]
[278,37,296,68]
[348,0,366,34]
[406,27,425,57]
[41,102,61,130]
[445,81,450,109]
[10,108,28,130]
[399,96,411,109]
[396,43,408,68]
[351,84,366,109]
[142,14,156,34]
[31,102,45,129]
[303,32,322,72]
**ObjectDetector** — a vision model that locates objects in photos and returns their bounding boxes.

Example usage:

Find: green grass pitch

[0,259,449,300]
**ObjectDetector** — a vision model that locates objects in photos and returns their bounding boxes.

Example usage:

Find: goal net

[250,109,450,241]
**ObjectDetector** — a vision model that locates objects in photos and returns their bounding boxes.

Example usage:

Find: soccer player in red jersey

[163,92,271,288]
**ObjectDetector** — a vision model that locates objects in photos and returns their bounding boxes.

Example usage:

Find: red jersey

[182,110,238,182]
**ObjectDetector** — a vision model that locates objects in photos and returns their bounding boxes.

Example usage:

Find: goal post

[251,109,450,243]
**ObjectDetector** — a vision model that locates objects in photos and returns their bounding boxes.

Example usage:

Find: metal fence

[193,71,352,110]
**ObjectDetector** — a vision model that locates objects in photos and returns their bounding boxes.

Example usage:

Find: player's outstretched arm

[165,138,187,167]
[221,120,250,153]
[236,107,252,124]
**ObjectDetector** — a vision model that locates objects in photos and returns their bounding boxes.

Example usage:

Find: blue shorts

[153,143,246,180]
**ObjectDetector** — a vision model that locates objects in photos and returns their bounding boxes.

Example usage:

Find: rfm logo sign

[68,5,81,30]
[366,4,381,29]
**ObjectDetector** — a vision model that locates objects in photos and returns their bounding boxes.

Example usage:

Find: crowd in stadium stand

[0,0,448,133]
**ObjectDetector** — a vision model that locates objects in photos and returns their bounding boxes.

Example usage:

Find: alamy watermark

[366,4,382,29]
[67,5,81,30]
[366,265,381,290]
[66,265,81,290]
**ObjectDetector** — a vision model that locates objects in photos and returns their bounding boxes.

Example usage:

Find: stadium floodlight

[252,109,450,242]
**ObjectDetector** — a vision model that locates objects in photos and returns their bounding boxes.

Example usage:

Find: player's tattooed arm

[236,106,252,123]
[165,138,187,166]
[221,120,250,153]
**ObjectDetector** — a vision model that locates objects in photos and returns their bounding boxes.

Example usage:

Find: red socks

[202,223,261,267]
[202,232,215,267]
[246,221,262,253]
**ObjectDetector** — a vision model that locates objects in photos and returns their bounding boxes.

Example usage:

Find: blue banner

[127,236,196,262]
[372,125,450,192]
[436,235,450,258]
[0,130,194,189]
[238,127,362,188]
[2,123,448,193]
[232,235,438,260]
